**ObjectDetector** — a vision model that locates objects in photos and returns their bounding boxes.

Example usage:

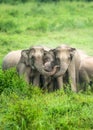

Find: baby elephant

[79,57,93,91]
[42,50,57,92]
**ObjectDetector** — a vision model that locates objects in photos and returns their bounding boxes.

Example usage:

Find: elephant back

[2,50,22,70]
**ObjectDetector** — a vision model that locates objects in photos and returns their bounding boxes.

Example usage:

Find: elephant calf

[42,49,58,92]
[2,50,22,70]
[79,57,93,91]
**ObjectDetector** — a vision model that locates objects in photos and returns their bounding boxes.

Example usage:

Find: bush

[1,90,93,129]
[0,68,28,94]
[0,68,43,97]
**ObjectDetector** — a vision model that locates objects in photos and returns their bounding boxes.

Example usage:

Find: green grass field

[0,1,93,129]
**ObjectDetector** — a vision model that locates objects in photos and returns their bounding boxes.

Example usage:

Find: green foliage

[0,70,93,129]
[0,68,28,94]
[0,1,93,61]
[0,1,93,130]
[1,69,93,129]
[0,0,93,4]
[0,20,17,33]
[1,89,93,129]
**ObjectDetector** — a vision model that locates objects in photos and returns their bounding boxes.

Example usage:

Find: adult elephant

[2,50,21,70]
[28,45,58,87]
[79,57,93,91]
[52,44,88,92]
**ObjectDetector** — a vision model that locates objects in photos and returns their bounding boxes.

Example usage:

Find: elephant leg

[41,76,48,91]
[33,72,40,87]
[79,69,89,91]
[17,64,31,84]
[68,65,77,92]
[57,76,63,90]
[17,63,26,75]
[24,73,30,84]
[43,76,53,92]
[53,78,58,91]
[48,79,54,92]
[24,67,31,84]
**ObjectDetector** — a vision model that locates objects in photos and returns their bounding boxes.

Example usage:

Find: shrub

[0,68,28,94]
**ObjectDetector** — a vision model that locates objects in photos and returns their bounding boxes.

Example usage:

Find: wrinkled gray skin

[29,46,58,88]
[52,45,88,92]
[16,49,40,85]
[2,50,22,70]
[29,46,58,75]
[16,49,31,84]
[79,57,93,91]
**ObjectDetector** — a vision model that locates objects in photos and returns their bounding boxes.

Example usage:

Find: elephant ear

[21,50,30,65]
[69,48,76,60]
[21,50,29,58]
[49,49,55,56]
[50,49,57,55]
[43,50,49,56]
[29,48,35,58]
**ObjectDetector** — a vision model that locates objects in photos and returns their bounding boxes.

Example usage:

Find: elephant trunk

[54,64,66,78]
[34,61,58,76]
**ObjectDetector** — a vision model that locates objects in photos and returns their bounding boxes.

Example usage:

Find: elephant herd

[2,44,93,92]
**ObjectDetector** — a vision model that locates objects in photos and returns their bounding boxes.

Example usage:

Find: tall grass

[0,69,93,129]
[0,1,93,64]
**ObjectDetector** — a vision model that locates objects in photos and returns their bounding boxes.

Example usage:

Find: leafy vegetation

[0,1,93,129]
[0,69,93,129]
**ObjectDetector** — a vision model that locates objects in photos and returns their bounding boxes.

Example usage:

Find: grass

[0,69,93,130]
[0,1,93,129]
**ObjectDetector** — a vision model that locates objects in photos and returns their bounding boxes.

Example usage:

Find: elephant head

[43,49,56,72]
[52,45,76,77]
[28,46,58,76]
